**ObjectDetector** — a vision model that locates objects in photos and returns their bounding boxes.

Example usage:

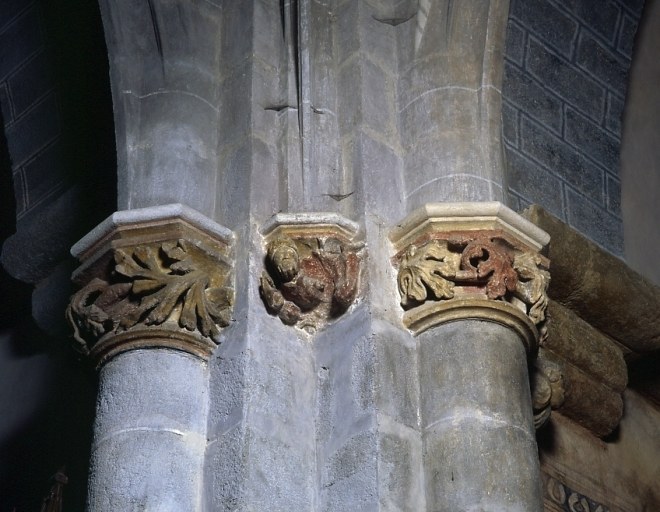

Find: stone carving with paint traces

[260,236,361,331]
[397,233,550,331]
[67,239,233,354]
[545,474,609,512]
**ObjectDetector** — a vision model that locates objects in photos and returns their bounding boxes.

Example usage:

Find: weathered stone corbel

[524,206,638,438]
[259,213,363,332]
[66,204,234,367]
[531,350,566,429]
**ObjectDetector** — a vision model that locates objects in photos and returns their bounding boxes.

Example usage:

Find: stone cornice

[524,205,660,358]
[259,213,363,332]
[523,206,660,434]
[66,204,234,367]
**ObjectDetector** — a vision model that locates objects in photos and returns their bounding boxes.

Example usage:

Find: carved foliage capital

[259,222,363,332]
[395,230,550,342]
[67,218,234,364]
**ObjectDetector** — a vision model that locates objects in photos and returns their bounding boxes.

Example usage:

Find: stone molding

[259,213,363,332]
[523,206,660,437]
[66,204,234,367]
[390,203,550,352]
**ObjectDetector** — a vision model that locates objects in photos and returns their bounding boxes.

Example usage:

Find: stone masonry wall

[502,0,644,256]
[0,0,62,221]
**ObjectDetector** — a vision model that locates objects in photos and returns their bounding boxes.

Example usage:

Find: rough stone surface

[541,349,623,437]
[539,392,660,512]
[418,320,542,511]
[397,0,510,209]
[87,350,208,510]
[545,300,627,392]
[98,0,223,218]
[525,206,660,355]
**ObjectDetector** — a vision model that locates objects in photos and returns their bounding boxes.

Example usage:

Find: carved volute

[259,213,363,333]
[66,205,234,367]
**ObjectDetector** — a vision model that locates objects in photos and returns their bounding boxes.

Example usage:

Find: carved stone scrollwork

[66,205,234,366]
[259,214,362,332]
[396,232,550,338]
[391,203,553,428]
[68,240,232,348]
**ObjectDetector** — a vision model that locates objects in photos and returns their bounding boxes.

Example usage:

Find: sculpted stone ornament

[391,203,553,430]
[391,210,552,331]
[66,204,234,366]
[259,213,362,332]
[68,240,232,347]
[396,233,550,338]
[531,352,565,429]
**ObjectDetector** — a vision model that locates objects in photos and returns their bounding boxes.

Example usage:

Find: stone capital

[390,202,550,355]
[66,204,234,367]
[259,213,363,332]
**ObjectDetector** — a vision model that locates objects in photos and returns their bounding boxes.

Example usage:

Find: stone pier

[66,205,234,509]
[391,203,549,511]
[65,0,550,510]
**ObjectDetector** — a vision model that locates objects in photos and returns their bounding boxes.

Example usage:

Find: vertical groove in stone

[206,3,319,509]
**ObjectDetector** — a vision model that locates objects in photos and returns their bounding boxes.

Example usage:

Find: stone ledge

[524,205,660,357]
[525,205,660,428]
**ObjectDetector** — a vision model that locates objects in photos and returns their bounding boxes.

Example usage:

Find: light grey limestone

[98,0,224,218]
[87,350,209,510]
[396,0,511,210]
[419,320,543,511]
[87,1,531,510]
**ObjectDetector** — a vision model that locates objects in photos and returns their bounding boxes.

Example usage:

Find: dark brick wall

[0,2,113,510]
[0,1,63,219]
[0,0,116,287]
[503,0,644,256]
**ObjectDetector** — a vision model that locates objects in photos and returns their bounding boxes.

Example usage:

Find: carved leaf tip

[398,240,457,308]
[67,241,234,347]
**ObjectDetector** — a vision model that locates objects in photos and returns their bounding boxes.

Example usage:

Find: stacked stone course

[502,0,643,255]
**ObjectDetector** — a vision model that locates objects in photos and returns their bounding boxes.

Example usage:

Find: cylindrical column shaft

[419,320,542,512]
[87,349,209,511]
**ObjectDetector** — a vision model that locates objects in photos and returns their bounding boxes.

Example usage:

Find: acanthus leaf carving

[260,236,362,331]
[396,232,550,334]
[398,240,460,307]
[66,239,233,354]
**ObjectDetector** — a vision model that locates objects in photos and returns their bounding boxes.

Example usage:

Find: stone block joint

[259,213,363,333]
[65,204,234,367]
